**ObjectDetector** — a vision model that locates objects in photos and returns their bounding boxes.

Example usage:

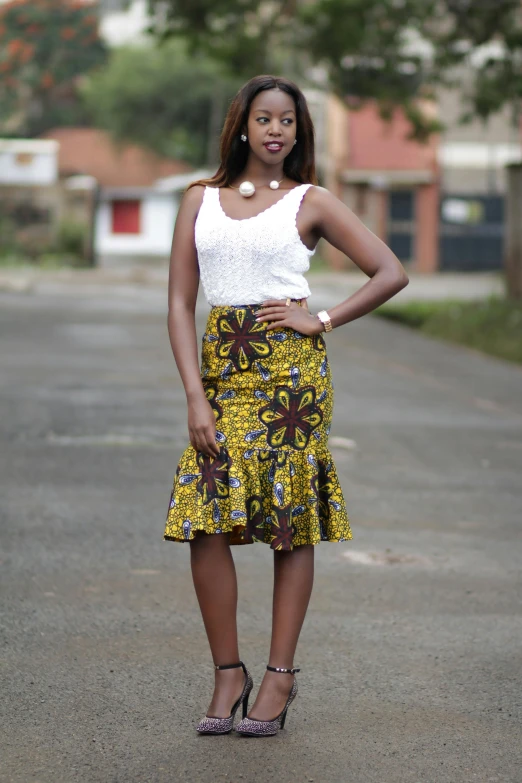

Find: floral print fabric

[163,302,352,550]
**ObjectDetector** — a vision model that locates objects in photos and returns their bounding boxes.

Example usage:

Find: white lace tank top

[194,183,315,306]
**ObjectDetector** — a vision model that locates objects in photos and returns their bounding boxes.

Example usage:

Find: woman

[163,75,409,737]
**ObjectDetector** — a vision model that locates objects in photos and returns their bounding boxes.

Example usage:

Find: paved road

[1,282,521,783]
[0,266,505,304]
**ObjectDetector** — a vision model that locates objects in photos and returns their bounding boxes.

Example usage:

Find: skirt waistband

[210,298,307,310]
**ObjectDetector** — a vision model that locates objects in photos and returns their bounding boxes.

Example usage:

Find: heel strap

[267,665,300,674]
[215,661,246,672]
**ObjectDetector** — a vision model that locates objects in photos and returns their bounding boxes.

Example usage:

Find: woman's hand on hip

[255,299,323,336]
[187,395,220,458]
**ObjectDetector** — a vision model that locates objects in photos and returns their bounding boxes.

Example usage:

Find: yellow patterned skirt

[163,300,352,550]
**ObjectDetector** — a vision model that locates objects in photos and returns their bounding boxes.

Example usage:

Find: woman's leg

[247,544,315,720]
[190,531,245,717]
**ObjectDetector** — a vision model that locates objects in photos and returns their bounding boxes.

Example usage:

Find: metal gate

[439,193,504,271]
[388,189,415,263]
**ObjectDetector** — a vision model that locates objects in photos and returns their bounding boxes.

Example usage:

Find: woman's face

[245,88,297,165]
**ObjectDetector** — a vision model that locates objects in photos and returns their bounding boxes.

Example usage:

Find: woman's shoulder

[289,182,330,201]
[183,183,207,202]
[174,184,210,226]
[297,185,349,226]
[180,183,208,210]
[301,184,341,208]
[302,183,328,197]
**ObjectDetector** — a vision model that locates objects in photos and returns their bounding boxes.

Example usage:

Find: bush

[0,215,90,267]
[55,220,88,259]
[374,296,522,365]
[0,214,19,255]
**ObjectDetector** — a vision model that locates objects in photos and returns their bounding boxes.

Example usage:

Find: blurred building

[0,138,73,256]
[436,62,521,273]
[310,87,521,273]
[41,128,197,267]
[308,93,439,273]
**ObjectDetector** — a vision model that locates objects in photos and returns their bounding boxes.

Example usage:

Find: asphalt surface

[1,280,521,783]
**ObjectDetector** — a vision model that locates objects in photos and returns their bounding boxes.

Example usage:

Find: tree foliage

[81,41,242,165]
[430,0,522,125]
[147,0,522,139]
[147,0,298,76]
[0,0,107,136]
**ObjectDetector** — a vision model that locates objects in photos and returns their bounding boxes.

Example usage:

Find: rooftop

[41,128,192,188]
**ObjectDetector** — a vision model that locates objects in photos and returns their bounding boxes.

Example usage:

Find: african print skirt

[163,300,352,551]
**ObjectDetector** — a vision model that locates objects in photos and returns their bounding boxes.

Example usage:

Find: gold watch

[316,310,333,332]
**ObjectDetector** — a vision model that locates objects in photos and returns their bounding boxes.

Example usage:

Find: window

[355,184,368,215]
[15,152,34,166]
[111,200,141,234]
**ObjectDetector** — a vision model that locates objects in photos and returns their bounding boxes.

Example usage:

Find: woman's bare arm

[306,186,409,328]
[257,186,409,334]
[167,185,220,458]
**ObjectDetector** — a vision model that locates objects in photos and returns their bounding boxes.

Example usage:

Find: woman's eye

[256,117,294,125]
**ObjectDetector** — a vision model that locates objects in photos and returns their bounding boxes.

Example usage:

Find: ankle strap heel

[215,661,247,673]
[196,661,253,735]
[235,665,300,737]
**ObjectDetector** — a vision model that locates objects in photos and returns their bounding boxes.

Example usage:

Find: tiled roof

[41,127,192,187]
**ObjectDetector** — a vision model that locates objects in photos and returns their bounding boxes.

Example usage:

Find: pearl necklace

[230,177,285,198]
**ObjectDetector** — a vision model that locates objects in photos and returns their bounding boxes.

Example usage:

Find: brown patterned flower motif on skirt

[258,385,323,450]
[216,306,272,372]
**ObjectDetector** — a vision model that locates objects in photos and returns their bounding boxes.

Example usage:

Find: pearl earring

[241,134,247,142]
[293,139,297,146]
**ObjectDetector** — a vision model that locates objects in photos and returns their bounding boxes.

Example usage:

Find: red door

[111,200,141,234]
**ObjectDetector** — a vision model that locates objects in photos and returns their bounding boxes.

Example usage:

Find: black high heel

[235,665,300,736]
[196,661,253,734]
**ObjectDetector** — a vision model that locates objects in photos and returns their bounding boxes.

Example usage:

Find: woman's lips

[264,142,284,152]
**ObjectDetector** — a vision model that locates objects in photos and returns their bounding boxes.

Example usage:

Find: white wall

[95,193,179,259]
[0,143,58,186]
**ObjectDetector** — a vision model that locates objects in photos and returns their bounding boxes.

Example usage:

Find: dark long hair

[189,75,317,189]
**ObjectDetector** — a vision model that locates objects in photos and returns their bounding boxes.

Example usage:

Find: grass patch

[0,252,89,269]
[307,253,331,273]
[374,296,522,365]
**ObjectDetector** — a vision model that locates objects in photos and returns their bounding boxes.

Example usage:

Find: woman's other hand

[187,393,220,458]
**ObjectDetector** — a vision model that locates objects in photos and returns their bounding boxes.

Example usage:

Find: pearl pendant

[239,181,255,198]
[269,180,280,190]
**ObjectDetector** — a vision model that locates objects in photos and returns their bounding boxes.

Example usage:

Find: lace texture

[195,184,315,306]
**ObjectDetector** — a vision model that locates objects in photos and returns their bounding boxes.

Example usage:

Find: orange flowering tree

[0,0,106,135]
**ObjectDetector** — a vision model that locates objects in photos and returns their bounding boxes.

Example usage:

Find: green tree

[0,0,107,136]
[147,0,522,140]
[147,0,301,78]
[306,0,522,136]
[81,41,241,165]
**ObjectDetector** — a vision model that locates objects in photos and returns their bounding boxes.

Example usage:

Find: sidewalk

[0,264,506,304]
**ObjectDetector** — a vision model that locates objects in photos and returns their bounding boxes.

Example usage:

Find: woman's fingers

[203,428,220,458]
[191,428,219,458]
[189,432,201,453]
[260,298,288,308]
[256,307,288,322]
[265,319,288,330]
